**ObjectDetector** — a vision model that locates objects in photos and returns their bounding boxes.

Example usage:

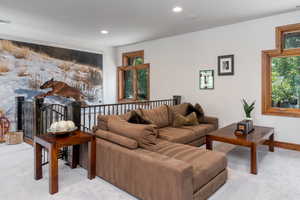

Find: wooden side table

[34,130,96,194]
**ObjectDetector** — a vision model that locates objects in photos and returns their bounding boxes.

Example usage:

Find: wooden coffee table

[206,124,274,175]
[34,130,96,194]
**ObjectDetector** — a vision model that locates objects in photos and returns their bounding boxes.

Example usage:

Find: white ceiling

[0,0,299,47]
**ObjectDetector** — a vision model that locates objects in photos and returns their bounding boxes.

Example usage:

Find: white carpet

[0,142,299,200]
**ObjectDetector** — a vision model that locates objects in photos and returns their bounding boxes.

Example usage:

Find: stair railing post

[15,96,25,131]
[173,95,182,105]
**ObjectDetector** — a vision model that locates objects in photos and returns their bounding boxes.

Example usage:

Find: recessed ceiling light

[101,30,109,34]
[0,19,11,24]
[172,6,183,13]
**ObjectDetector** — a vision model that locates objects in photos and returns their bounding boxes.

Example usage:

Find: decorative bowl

[47,127,78,136]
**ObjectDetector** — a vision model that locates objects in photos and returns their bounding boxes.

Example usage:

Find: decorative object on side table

[48,120,77,136]
[218,55,234,75]
[242,98,255,121]
[235,99,255,134]
[236,120,254,135]
[199,70,214,89]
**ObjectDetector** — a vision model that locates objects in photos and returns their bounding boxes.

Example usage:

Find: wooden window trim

[262,23,300,117]
[117,63,150,102]
[276,23,300,52]
[122,50,144,66]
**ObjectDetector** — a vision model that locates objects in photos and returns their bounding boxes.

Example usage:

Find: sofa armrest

[95,129,138,149]
[96,138,194,200]
[202,116,219,129]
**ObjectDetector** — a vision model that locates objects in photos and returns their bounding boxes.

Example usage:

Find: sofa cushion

[154,141,227,192]
[108,117,158,150]
[95,129,138,149]
[181,125,213,137]
[140,105,170,128]
[173,112,199,128]
[158,127,196,144]
[158,126,206,144]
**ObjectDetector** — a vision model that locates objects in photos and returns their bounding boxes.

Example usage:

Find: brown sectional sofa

[92,103,227,200]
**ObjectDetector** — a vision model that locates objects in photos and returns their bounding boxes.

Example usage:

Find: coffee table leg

[269,134,275,152]
[87,137,96,179]
[49,146,58,194]
[251,143,257,175]
[206,136,213,150]
[34,142,43,180]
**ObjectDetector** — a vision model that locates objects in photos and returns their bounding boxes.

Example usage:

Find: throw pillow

[194,103,205,122]
[173,112,199,128]
[127,110,153,124]
[186,103,205,122]
[185,112,200,126]
[167,103,189,125]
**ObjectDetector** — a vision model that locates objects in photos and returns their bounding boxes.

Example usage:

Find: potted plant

[242,99,255,121]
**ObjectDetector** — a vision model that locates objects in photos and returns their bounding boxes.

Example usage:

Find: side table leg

[251,143,257,175]
[87,137,96,179]
[206,136,213,150]
[49,146,58,194]
[269,134,275,152]
[34,142,43,180]
[71,145,80,169]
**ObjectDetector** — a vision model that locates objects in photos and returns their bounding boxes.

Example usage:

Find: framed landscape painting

[218,54,234,75]
[199,70,214,89]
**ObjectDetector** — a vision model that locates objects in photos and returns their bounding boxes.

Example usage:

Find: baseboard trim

[264,140,300,152]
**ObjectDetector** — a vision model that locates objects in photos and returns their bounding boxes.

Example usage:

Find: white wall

[0,23,117,104]
[118,10,300,143]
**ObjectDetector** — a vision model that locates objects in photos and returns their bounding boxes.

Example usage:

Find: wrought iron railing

[80,98,177,132]
[16,95,181,165]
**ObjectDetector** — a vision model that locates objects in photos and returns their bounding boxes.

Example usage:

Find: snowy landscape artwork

[0,39,103,129]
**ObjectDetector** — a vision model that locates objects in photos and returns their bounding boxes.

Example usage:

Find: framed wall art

[218,54,234,75]
[199,70,214,89]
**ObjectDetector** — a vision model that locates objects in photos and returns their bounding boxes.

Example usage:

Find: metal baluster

[89,106,91,131]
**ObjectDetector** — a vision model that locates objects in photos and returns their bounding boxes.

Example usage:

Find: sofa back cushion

[108,117,158,150]
[95,129,138,149]
[127,110,153,124]
[140,105,170,128]
[95,112,132,131]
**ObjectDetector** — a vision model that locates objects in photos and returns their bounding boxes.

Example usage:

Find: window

[117,50,150,102]
[262,23,300,117]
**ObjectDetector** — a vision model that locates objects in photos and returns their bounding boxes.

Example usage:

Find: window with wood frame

[262,23,300,117]
[117,50,150,102]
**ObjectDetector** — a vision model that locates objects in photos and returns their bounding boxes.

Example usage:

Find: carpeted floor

[0,142,299,200]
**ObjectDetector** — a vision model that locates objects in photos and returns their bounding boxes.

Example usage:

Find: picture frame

[199,70,214,90]
[218,55,234,75]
